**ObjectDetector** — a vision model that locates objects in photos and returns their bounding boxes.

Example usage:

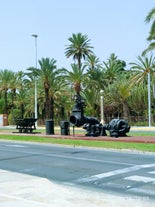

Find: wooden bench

[14,118,37,133]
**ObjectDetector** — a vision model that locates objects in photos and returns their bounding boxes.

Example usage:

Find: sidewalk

[0,169,154,207]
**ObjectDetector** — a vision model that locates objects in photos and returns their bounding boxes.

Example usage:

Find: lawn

[0,130,155,153]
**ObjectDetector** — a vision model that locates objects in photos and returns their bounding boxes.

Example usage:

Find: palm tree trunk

[122,101,129,120]
[4,90,8,114]
[45,88,52,119]
[78,56,81,69]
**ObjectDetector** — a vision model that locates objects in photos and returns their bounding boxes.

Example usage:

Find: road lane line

[46,153,133,166]
[0,147,134,166]
[149,171,155,174]
[124,175,155,183]
[77,163,155,183]
[4,144,28,148]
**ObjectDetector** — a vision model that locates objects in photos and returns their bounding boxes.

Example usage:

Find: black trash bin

[60,121,70,135]
[46,120,54,135]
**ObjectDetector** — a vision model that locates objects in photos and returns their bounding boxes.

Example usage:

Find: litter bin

[46,120,54,135]
[60,121,70,135]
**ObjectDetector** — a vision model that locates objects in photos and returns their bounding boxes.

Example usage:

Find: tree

[0,69,15,114]
[142,7,155,55]
[65,33,94,69]
[130,55,155,84]
[104,75,131,120]
[130,55,155,126]
[103,53,126,85]
[26,58,62,119]
[84,54,101,71]
[37,58,65,119]
[63,64,87,95]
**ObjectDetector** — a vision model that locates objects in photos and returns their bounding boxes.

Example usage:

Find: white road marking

[149,171,155,174]
[124,175,155,183]
[4,144,27,148]
[46,153,133,166]
[0,147,135,166]
[20,168,36,172]
[78,163,155,182]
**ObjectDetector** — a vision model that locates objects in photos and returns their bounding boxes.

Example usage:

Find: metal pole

[148,72,151,127]
[100,90,104,124]
[32,34,38,127]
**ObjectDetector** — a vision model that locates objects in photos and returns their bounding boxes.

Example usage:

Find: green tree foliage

[142,7,155,55]
[65,33,94,69]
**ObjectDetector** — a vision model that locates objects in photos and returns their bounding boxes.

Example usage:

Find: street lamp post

[32,34,38,126]
[148,72,151,127]
[100,90,104,124]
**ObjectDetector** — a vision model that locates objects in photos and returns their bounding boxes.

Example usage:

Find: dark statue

[69,94,130,137]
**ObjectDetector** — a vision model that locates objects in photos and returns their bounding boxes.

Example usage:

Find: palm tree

[105,75,131,120]
[82,87,100,117]
[103,53,126,85]
[142,7,155,55]
[0,69,15,114]
[84,54,101,71]
[145,8,155,40]
[65,33,94,69]
[33,57,64,119]
[128,84,148,118]
[130,55,155,126]
[130,55,155,84]
[63,64,87,96]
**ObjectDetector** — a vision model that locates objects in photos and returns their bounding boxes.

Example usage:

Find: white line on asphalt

[149,171,155,174]
[46,153,133,166]
[124,175,155,183]
[77,163,155,183]
[0,147,134,166]
[4,144,27,148]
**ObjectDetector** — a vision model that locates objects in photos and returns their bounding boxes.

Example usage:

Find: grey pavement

[0,169,154,207]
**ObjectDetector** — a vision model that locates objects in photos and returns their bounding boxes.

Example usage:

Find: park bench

[14,118,37,133]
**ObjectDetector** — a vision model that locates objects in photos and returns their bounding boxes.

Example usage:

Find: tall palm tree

[84,54,101,71]
[128,84,148,117]
[145,8,155,40]
[86,67,105,91]
[130,55,155,84]
[34,57,64,119]
[63,64,87,95]
[103,53,126,85]
[105,75,131,120]
[0,69,15,114]
[130,55,155,126]
[65,33,94,69]
[142,7,155,55]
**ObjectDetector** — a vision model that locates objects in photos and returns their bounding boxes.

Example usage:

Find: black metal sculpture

[69,94,130,137]
[105,118,130,138]
[69,94,106,136]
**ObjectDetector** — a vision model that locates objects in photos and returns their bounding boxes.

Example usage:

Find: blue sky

[0,0,155,71]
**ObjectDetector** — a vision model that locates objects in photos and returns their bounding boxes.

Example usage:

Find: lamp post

[148,72,151,127]
[32,34,38,126]
[100,90,104,124]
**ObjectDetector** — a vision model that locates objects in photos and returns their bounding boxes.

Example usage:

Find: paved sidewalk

[0,169,154,207]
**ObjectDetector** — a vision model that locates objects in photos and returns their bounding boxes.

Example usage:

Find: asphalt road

[0,140,155,201]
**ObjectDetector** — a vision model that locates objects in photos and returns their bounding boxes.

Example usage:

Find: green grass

[129,131,155,136]
[0,133,155,153]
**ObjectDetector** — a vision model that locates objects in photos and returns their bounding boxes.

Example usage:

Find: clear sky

[0,0,155,72]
